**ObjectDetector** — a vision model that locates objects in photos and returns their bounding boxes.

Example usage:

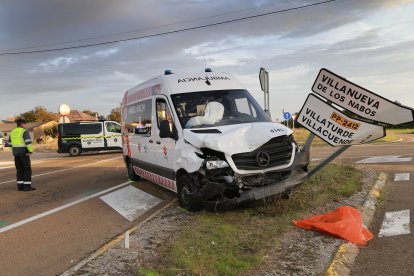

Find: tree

[107,107,121,122]
[19,110,36,122]
[19,106,56,122]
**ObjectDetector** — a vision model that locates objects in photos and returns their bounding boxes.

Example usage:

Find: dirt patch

[65,170,378,275]
[69,206,195,275]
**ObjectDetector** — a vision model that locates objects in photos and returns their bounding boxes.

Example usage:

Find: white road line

[0,157,63,170]
[379,210,411,237]
[394,173,410,181]
[0,157,122,185]
[356,156,413,164]
[100,186,162,221]
[0,181,131,234]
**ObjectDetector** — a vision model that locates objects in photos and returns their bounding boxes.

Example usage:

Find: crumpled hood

[183,122,293,155]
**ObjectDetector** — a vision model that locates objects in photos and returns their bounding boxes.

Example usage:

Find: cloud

[0,0,413,119]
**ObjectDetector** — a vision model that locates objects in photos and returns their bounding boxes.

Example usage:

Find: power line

[1,0,297,53]
[0,0,339,56]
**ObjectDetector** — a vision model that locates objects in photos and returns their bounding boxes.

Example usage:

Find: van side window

[125,99,152,135]
[105,122,121,133]
[156,99,173,128]
[64,124,102,135]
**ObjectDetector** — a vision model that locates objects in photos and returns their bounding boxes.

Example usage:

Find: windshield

[171,89,270,129]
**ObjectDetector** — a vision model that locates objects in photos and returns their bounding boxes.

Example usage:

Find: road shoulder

[326,172,386,276]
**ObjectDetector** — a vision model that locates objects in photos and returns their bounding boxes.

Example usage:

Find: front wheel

[68,145,81,156]
[127,161,140,181]
[177,175,202,212]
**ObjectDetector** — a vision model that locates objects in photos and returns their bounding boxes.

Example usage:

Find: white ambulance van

[121,70,310,211]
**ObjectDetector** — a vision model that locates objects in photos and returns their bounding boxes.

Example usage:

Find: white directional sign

[312,68,414,125]
[298,94,385,146]
[259,67,269,93]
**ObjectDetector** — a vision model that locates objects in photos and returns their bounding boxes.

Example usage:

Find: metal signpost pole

[307,145,351,179]
[266,70,270,116]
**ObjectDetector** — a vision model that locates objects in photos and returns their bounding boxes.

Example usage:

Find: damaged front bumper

[203,169,308,211]
[200,149,310,211]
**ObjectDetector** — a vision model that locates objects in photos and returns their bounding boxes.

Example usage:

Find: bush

[44,125,58,138]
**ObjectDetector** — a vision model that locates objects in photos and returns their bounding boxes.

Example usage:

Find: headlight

[205,160,229,170]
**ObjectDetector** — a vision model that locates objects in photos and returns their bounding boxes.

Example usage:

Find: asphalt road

[0,150,175,276]
[0,135,413,275]
[312,135,414,275]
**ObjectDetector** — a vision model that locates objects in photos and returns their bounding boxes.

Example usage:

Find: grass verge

[138,164,363,276]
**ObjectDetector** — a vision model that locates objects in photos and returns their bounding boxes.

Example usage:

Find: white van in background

[57,121,122,156]
[121,70,310,211]
[0,132,3,150]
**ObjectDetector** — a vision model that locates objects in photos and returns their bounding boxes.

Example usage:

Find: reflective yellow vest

[10,127,33,153]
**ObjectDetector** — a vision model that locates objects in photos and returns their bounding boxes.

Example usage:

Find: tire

[127,161,140,181]
[177,175,203,212]
[68,145,82,157]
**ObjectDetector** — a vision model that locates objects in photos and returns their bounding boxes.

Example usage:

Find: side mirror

[159,120,178,140]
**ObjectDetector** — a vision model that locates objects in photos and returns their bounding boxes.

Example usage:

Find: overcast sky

[0,0,413,121]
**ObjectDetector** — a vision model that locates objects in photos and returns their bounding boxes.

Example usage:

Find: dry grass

[34,138,58,152]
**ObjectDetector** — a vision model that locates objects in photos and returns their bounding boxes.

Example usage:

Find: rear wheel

[177,175,202,212]
[127,161,140,181]
[68,145,81,156]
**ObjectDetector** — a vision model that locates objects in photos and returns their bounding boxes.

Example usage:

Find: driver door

[153,96,178,191]
[104,121,122,148]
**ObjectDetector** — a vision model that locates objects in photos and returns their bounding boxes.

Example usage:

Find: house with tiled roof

[60,110,98,122]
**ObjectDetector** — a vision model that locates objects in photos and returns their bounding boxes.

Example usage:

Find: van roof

[122,72,246,106]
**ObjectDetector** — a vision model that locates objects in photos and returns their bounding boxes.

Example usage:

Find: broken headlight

[205,160,229,170]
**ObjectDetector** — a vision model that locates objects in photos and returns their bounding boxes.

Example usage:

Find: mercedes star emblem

[256,151,270,167]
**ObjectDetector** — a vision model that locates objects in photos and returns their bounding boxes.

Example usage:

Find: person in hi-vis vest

[8,118,35,191]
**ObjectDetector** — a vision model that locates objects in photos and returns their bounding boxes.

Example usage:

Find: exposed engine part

[235,171,292,187]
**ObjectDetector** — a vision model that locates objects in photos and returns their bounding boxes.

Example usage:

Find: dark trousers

[14,155,32,183]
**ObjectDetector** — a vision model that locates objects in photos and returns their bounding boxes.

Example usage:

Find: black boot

[23,185,36,191]
[17,184,24,191]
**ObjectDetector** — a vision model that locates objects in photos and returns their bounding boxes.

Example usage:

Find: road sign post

[283,111,291,128]
[259,67,271,119]
[292,114,297,130]
[59,104,71,124]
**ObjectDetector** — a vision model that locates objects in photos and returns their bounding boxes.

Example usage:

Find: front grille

[231,136,293,170]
